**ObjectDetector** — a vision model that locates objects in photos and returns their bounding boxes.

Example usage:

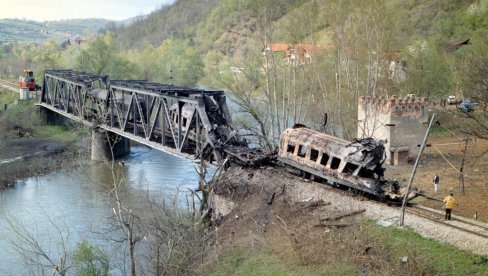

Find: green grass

[209,221,488,276]
[0,98,80,142]
[34,124,79,142]
[210,249,322,276]
[0,90,17,106]
[363,220,488,275]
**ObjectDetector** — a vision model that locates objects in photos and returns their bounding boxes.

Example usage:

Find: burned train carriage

[168,97,269,166]
[278,126,409,200]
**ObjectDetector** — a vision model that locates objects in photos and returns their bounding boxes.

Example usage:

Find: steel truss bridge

[38,70,267,165]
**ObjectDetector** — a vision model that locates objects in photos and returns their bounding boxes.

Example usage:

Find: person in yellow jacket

[443,193,457,220]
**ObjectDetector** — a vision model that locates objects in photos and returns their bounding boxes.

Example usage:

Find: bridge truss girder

[41,70,108,119]
[39,70,241,164]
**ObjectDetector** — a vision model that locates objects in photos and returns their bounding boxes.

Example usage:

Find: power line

[432,146,472,179]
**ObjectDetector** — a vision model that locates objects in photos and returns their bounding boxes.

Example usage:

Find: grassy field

[0,90,17,107]
[0,91,79,141]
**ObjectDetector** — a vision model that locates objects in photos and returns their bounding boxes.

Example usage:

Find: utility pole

[399,113,436,227]
[459,136,469,195]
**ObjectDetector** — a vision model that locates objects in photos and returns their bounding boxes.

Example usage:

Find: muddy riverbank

[0,135,87,189]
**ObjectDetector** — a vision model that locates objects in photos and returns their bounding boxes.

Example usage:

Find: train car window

[320,153,329,166]
[330,157,341,170]
[358,167,375,178]
[287,142,296,153]
[183,118,187,127]
[343,163,359,174]
[310,149,319,161]
[297,145,307,157]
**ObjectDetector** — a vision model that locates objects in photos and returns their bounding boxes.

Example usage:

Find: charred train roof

[280,127,386,169]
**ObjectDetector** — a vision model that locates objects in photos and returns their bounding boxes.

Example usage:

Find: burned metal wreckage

[40,70,413,201]
[168,98,271,166]
[278,125,415,200]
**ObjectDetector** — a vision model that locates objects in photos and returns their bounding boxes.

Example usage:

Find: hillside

[113,0,220,49]
[0,18,114,43]
[113,0,487,55]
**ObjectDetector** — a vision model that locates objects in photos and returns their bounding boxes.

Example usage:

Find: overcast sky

[0,0,176,21]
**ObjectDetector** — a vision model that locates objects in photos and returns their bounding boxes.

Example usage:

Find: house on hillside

[263,43,292,53]
[263,43,334,65]
[287,44,334,65]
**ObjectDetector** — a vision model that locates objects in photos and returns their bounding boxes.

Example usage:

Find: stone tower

[357,95,429,165]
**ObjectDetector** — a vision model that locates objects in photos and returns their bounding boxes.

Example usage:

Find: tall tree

[461,42,488,109]
[324,0,398,138]
[77,34,138,79]
[404,40,454,99]
[157,39,204,86]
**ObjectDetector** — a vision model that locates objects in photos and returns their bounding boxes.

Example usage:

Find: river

[0,146,206,275]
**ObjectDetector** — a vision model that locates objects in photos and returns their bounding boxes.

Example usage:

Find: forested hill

[113,0,488,54]
[107,0,488,142]
[113,0,220,49]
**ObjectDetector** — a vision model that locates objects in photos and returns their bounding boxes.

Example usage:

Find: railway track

[406,203,488,239]
[0,79,19,92]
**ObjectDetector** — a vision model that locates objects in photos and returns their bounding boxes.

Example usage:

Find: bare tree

[100,134,144,276]
[324,0,397,139]
[461,43,488,110]
[1,212,75,275]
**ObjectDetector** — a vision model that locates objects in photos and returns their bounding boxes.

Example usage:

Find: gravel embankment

[213,166,488,256]
[285,177,488,256]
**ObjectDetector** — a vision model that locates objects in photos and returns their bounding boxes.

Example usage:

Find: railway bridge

[35,70,265,165]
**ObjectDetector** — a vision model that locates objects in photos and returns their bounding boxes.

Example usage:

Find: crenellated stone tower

[357,95,429,165]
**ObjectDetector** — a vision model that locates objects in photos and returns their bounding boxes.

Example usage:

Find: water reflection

[0,145,206,274]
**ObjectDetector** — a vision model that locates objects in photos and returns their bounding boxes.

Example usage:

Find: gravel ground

[212,165,488,256]
[285,177,488,256]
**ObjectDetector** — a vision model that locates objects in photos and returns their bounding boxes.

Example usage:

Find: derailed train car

[168,96,270,166]
[278,125,413,200]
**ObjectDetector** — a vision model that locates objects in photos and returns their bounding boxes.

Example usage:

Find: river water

[0,146,205,275]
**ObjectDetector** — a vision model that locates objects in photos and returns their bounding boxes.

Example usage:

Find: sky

[0,0,176,21]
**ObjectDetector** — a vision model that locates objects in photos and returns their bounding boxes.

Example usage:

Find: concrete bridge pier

[41,108,69,125]
[91,129,130,161]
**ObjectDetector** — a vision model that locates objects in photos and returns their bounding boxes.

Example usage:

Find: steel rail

[405,205,488,240]
[0,79,19,92]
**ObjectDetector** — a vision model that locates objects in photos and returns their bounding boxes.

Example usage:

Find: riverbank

[0,137,87,189]
[0,94,89,189]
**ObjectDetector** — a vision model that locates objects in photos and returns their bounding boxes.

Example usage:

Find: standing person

[433,174,440,192]
[443,193,456,220]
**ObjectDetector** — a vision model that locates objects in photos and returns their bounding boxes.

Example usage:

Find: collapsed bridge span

[38,69,269,165]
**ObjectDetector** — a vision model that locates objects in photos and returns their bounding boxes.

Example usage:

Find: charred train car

[278,126,411,200]
[168,98,269,166]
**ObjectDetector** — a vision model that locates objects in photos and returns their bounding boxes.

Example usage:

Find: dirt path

[386,133,488,222]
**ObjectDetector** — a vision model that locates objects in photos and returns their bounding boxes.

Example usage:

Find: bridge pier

[91,129,130,161]
[41,107,69,125]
